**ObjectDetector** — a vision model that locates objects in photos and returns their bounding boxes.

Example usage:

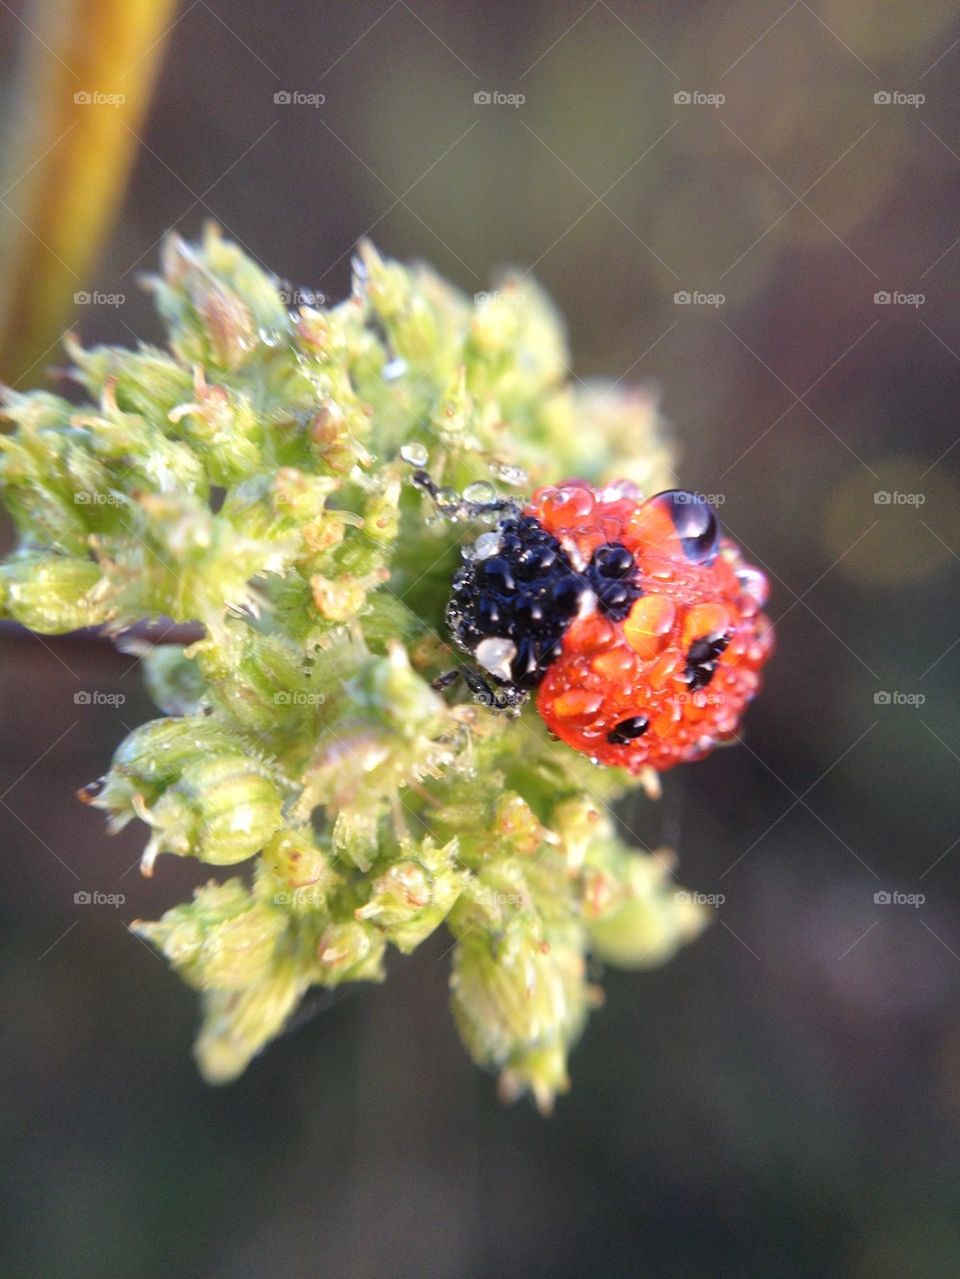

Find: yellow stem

[0,0,179,386]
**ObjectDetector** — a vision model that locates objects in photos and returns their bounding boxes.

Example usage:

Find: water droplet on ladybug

[633,490,720,564]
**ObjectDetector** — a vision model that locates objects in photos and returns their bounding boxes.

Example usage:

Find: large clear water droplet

[400,443,429,467]
[473,531,502,559]
[464,480,496,505]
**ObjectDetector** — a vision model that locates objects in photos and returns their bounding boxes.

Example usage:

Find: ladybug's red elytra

[427,473,773,774]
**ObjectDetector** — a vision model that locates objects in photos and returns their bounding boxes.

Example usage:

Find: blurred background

[3,1,960,1275]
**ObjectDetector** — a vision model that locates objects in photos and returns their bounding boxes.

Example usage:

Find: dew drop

[491,462,529,488]
[464,480,496,505]
[473,531,502,559]
[400,443,429,467]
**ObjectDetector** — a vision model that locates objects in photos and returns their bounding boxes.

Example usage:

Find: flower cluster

[0,227,706,1109]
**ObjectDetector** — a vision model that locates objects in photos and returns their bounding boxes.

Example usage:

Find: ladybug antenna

[408,466,522,523]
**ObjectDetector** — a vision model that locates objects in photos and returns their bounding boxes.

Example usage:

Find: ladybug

[414,472,773,774]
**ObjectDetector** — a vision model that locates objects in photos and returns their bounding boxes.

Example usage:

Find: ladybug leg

[460,664,525,714]
[432,663,526,715]
[430,668,462,693]
[461,664,498,705]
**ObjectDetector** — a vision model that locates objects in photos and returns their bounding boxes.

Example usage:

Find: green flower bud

[430,365,474,445]
[314,920,386,985]
[81,716,246,823]
[357,241,447,370]
[309,572,374,622]
[369,639,451,738]
[259,828,340,914]
[167,370,264,485]
[498,1043,572,1115]
[194,958,306,1084]
[361,475,401,544]
[134,879,287,990]
[140,645,207,717]
[270,467,340,525]
[66,337,195,421]
[585,848,708,969]
[355,838,464,953]
[0,554,110,632]
[156,233,257,370]
[494,793,552,857]
[450,926,591,1113]
[192,628,314,736]
[551,797,608,872]
[139,753,285,872]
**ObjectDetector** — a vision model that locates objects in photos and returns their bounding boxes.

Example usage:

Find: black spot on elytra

[684,633,729,690]
[607,716,650,745]
[585,542,643,621]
